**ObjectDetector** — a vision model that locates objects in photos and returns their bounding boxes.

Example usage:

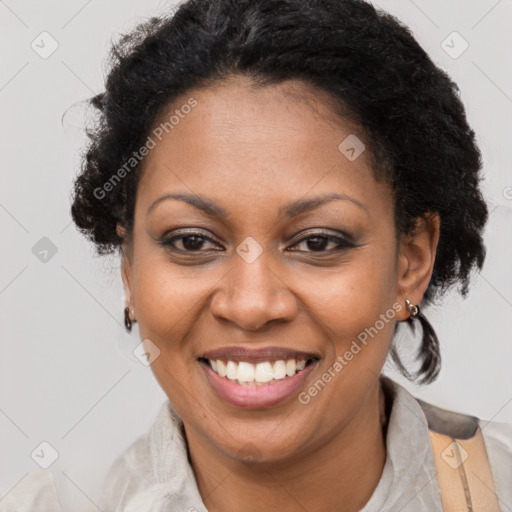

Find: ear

[116,224,134,309]
[395,213,440,321]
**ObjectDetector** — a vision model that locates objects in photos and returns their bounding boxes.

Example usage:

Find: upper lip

[200,346,320,364]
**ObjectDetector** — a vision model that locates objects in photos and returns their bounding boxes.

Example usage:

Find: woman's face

[121,76,435,464]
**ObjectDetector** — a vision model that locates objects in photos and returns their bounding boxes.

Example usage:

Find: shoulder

[0,469,62,512]
[478,416,512,455]
[382,377,512,483]
[414,389,512,507]
[382,377,512,448]
[415,395,512,455]
[99,429,152,503]
[98,400,207,512]
[98,401,180,511]
[416,396,481,439]
[478,417,512,505]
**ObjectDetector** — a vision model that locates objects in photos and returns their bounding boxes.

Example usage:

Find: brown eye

[288,231,355,254]
[159,231,223,253]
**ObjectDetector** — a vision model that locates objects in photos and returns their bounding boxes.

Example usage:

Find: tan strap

[429,427,501,511]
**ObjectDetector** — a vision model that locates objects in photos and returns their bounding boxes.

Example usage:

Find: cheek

[130,254,205,405]
[297,251,400,426]
[133,268,207,352]
[313,244,398,329]
[130,236,204,331]
[312,245,399,376]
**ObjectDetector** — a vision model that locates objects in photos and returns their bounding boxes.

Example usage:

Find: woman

[65,0,511,511]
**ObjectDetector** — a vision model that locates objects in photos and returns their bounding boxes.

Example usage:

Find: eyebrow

[146,192,368,219]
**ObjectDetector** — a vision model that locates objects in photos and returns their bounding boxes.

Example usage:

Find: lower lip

[199,360,318,409]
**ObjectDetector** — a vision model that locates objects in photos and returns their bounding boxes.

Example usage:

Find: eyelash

[158,229,355,255]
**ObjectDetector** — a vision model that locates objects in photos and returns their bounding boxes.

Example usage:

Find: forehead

[136,77,392,223]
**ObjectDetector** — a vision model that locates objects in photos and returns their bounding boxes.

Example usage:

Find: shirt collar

[359,376,434,510]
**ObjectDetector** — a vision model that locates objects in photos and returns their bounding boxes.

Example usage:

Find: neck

[186,380,388,512]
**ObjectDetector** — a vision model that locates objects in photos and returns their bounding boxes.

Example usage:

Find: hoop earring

[401,298,441,383]
[124,307,132,332]
[405,298,419,320]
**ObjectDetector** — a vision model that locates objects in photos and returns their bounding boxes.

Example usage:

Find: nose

[209,251,298,331]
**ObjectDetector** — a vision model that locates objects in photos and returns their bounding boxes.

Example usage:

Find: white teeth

[217,360,226,377]
[237,361,255,384]
[226,361,238,380]
[208,357,311,384]
[286,359,297,376]
[255,362,273,383]
[273,360,287,379]
[296,360,306,371]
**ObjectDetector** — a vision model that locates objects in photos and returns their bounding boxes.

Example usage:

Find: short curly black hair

[71,0,488,384]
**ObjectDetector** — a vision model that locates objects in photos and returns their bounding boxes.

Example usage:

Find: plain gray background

[1,0,511,509]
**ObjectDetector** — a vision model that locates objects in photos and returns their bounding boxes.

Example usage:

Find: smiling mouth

[198,357,318,386]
